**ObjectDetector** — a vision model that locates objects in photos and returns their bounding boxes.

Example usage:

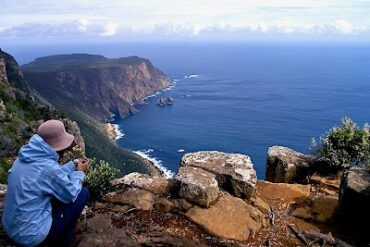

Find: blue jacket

[2,134,85,247]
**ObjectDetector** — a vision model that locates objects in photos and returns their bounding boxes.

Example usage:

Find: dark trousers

[42,187,89,246]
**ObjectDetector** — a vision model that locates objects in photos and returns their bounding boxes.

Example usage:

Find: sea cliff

[22,54,172,121]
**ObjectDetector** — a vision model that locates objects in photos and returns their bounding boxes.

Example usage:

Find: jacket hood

[18,134,59,163]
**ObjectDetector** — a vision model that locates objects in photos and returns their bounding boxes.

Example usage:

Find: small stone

[291,207,312,220]
[175,198,194,211]
[110,205,132,213]
[250,197,270,215]
[76,206,88,232]
[155,198,175,213]
[321,188,337,196]
[94,202,107,210]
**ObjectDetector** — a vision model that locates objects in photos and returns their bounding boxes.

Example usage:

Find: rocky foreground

[1,148,369,246]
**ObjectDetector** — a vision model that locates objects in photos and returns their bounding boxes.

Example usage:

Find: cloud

[334,19,353,34]
[0,18,369,41]
[0,19,119,38]
[101,22,118,36]
[1,1,369,41]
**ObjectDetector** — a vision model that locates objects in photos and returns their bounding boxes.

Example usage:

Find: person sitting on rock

[2,119,90,247]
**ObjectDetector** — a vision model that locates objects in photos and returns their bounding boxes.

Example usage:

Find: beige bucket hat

[38,120,75,151]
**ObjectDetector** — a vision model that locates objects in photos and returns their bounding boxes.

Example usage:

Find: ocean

[5,42,370,179]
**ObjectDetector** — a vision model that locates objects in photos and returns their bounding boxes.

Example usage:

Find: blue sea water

[5,42,370,179]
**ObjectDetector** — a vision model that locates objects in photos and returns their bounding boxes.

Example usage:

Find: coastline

[107,81,176,178]
[133,150,175,179]
[142,81,176,101]
[105,123,125,141]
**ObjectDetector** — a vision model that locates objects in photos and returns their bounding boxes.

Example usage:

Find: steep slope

[22,54,172,121]
[0,48,64,182]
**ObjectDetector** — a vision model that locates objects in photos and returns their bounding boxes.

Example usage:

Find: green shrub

[84,159,119,199]
[311,117,370,169]
[0,158,12,184]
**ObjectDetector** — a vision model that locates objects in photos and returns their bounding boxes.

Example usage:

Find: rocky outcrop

[186,193,263,242]
[266,146,316,183]
[180,151,257,199]
[337,168,370,237]
[1,148,359,246]
[157,96,174,106]
[22,54,173,121]
[0,49,28,91]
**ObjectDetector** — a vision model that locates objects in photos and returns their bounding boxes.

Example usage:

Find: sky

[1,0,370,43]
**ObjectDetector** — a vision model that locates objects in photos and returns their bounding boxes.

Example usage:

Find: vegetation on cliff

[84,159,119,200]
[0,49,64,182]
[312,117,370,170]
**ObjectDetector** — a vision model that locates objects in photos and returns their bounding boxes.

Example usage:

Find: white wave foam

[143,81,176,101]
[177,149,185,153]
[134,149,174,179]
[185,74,198,79]
[112,124,125,140]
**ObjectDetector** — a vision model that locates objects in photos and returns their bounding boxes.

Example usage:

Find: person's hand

[76,158,90,172]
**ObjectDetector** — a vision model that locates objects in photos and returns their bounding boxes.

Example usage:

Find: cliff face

[0,48,28,91]
[22,54,172,121]
[0,49,86,182]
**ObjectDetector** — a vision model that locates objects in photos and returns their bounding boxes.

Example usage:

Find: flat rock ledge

[179,151,257,201]
[266,145,315,183]
[186,193,263,242]
[111,172,173,195]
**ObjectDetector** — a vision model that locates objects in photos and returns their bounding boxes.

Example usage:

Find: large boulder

[265,146,315,183]
[337,168,370,227]
[112,172,172,195]
[186,193,263,241]
[175,165,219,208]
[180,151,257,199]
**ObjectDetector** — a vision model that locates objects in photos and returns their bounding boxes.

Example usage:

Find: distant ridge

[23,54,149,72]
[22,54,172,121]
